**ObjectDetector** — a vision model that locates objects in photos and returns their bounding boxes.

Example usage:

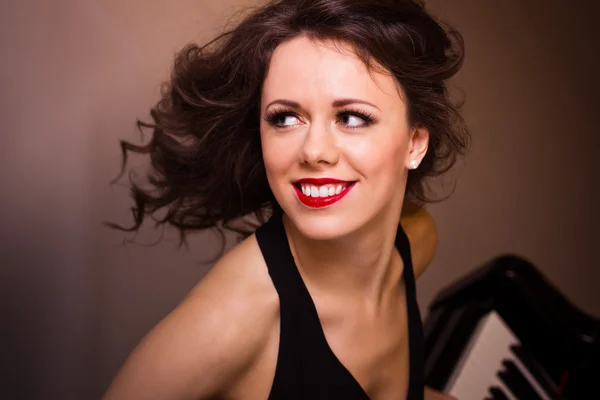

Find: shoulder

[103,234,279,400]
[400,202,438,279]
[186,232,278,316]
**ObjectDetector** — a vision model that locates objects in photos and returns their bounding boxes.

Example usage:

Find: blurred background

[1,0,598,398]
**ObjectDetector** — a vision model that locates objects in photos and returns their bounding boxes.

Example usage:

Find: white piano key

[444,311,551,400]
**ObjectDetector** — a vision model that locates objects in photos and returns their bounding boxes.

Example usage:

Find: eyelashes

[263,107,377,129]
[263,107,298,127]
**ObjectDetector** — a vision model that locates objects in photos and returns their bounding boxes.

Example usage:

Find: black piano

[423,254,599,399]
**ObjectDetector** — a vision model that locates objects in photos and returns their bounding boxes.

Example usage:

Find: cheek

[260,143,282,196]
[346,134,407,178]
[260,131,292,180]
[374,152,406,186]
[260,130,276,169]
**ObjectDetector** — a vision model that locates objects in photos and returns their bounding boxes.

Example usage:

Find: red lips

[293,178,356,209]
[295,178,349,185]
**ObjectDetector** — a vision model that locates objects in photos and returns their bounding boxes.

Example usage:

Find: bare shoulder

[103,234,279,400]
[400,202,439,279]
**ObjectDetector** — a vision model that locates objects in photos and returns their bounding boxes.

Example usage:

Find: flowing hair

[109,0,470,251]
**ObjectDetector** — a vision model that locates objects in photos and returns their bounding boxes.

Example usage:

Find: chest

[317,295,411,399]
[231,298,411,400]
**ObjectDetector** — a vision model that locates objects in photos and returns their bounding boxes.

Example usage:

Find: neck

[282,207,404,309]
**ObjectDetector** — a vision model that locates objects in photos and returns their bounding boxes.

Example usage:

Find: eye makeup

[263,107,378,129]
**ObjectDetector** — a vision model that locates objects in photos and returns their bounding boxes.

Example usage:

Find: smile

[293,178,356,209]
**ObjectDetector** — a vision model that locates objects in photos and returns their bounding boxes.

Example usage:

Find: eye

[278,114,301,127]
[338,109,376,129]
[342,114,365,128]
[264,110,301,128]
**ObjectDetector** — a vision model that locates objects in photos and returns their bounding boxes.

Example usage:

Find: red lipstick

[296,178,347,185]
[293,178,356,209]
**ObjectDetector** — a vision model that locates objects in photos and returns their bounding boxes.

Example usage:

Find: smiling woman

[260,37,431,242]
[105,1,469,399]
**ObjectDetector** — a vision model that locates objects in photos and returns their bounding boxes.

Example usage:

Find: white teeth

[299,183,349,198]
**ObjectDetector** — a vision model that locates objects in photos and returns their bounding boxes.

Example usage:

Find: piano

[423,254,599,400]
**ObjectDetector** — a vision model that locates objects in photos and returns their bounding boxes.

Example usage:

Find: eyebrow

[265,98,380,110]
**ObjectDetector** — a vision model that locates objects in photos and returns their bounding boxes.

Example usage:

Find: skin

[103,36,454,400]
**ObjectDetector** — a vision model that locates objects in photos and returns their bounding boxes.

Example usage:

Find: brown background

[1,0,598,398]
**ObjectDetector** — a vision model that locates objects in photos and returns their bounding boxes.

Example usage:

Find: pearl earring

[409,160,419,170]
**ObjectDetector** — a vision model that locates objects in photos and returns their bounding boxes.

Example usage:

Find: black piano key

[510,344,559,397]
[498,360,542,400]
[489,386,509,400]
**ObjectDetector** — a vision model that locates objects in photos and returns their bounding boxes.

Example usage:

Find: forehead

[261,36,403,107]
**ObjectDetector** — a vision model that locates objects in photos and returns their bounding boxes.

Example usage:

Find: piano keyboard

[444,311,555,400]
[424,255,599,399]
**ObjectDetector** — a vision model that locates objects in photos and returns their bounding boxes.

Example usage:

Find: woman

[105,0,469,399]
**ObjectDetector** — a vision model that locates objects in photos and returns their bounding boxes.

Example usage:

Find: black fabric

[255,214,424,400]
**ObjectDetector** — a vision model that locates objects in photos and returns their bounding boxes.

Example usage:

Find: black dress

[255,214,425,400]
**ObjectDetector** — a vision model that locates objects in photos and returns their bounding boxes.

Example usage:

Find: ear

[406,127,429,170]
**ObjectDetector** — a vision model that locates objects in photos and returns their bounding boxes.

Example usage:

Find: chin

[285,210,363,242]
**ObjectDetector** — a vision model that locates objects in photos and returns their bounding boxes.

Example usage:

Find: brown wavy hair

[109,0,470,248]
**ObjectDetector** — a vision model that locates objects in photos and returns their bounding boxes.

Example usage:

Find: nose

[299,123,339,167]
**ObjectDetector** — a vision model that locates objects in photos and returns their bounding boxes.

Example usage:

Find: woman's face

[260,36,428,240]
